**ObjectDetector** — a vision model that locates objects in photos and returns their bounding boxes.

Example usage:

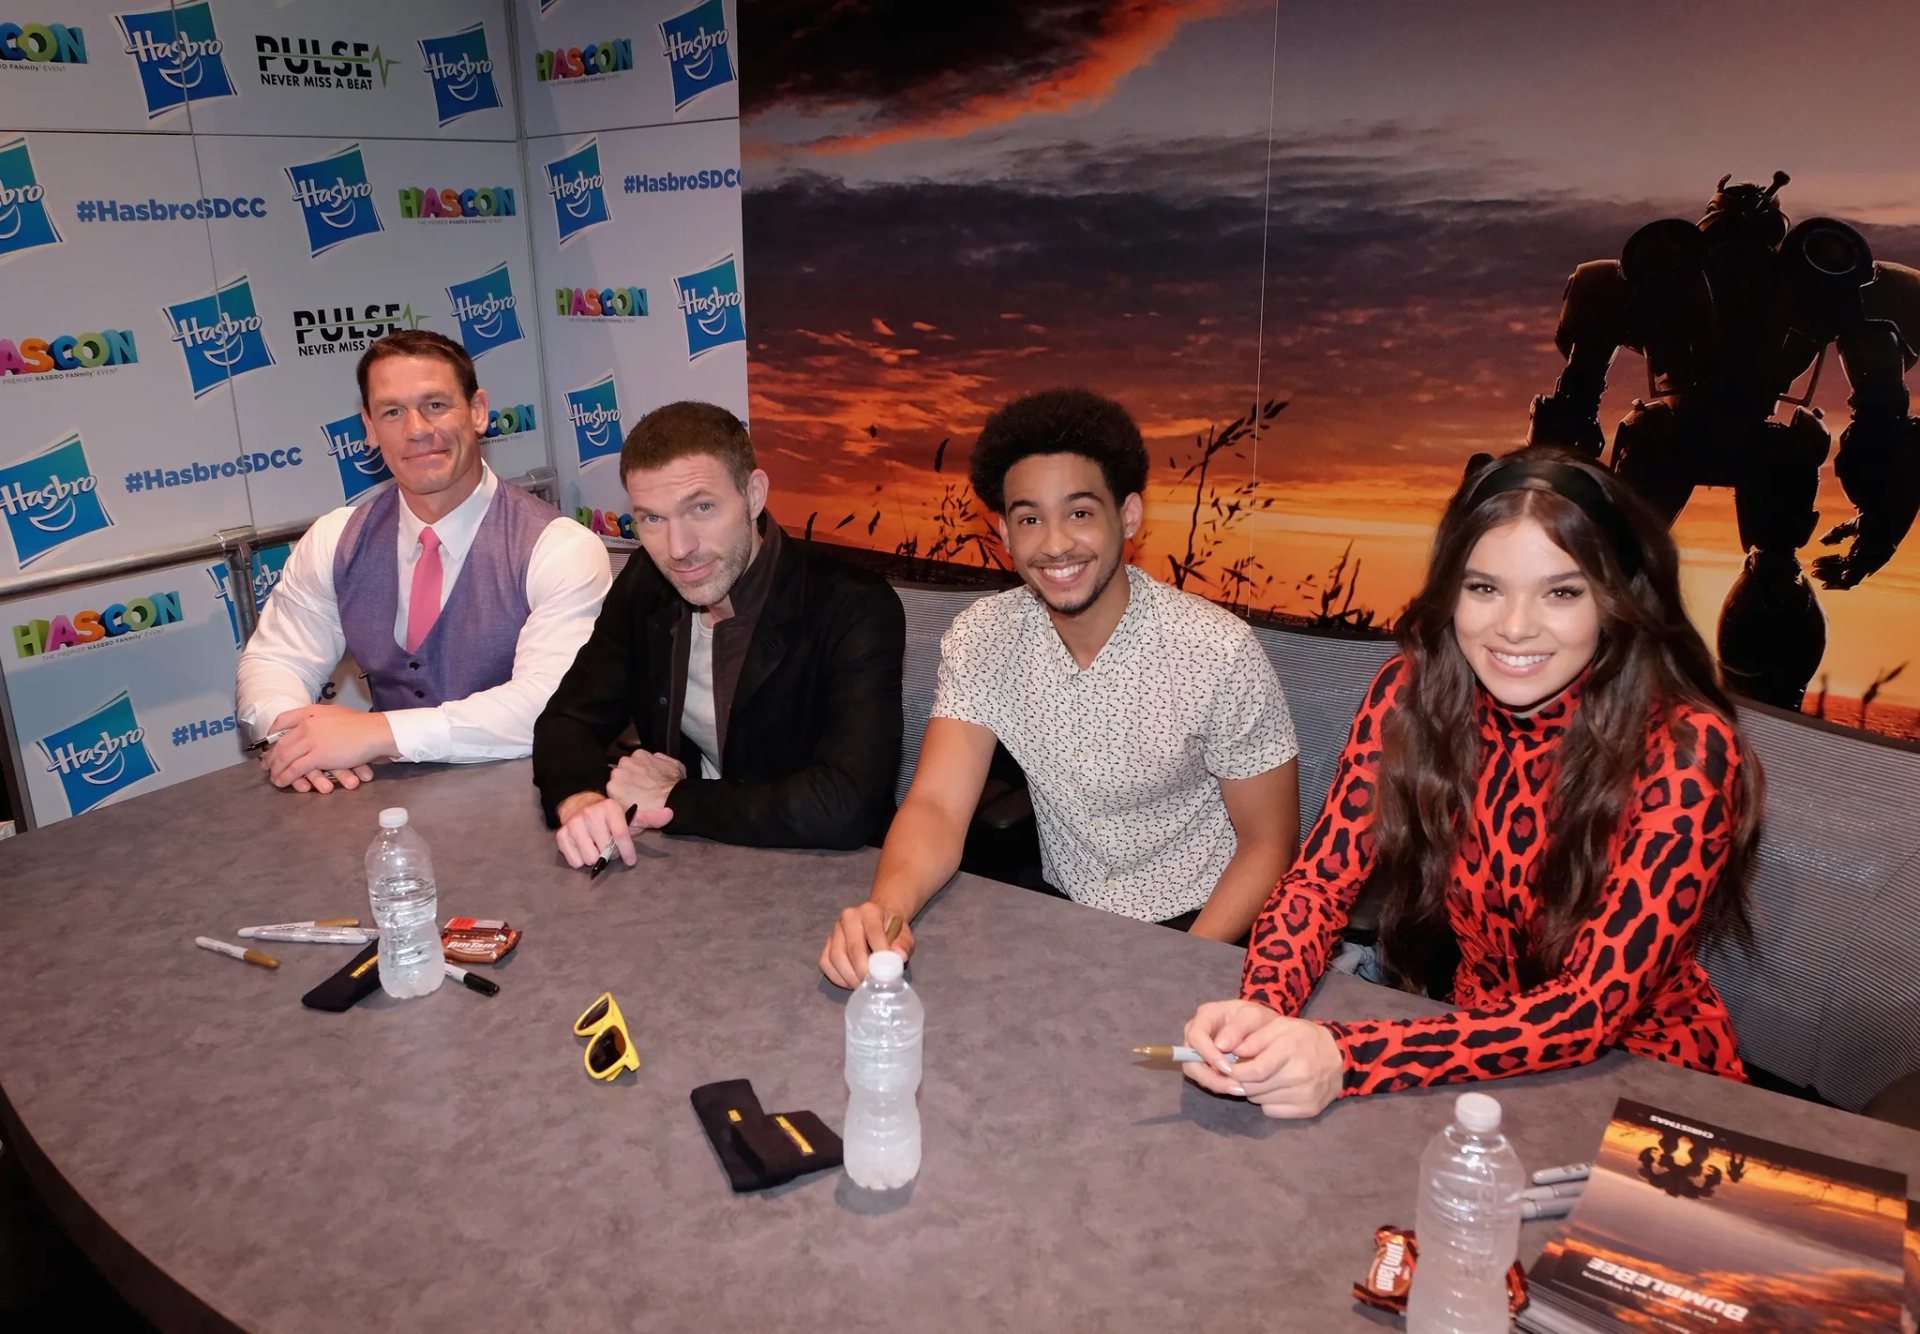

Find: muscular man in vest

[237,330,611,793]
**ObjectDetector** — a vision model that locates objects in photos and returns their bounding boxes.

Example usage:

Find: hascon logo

[164,275,274,397]
[0,326,137,379]
[418,22,500,126]
[37,690,159,816]
[0,134,62,260]
[565,373,623,465]
[285,143,383,257]
[116,2,235,119]
[543,137,608,246]
[0,21,88,65]
[0,433,113,568]
[658,0,733,112]
[446,263,523,359]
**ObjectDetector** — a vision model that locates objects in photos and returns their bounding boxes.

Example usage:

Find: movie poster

[738,0,1920,738]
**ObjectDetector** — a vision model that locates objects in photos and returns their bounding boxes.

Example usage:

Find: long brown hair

[1372,446,1761,996]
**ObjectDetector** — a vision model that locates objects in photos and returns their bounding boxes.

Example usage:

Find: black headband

[1462,457,1642,577]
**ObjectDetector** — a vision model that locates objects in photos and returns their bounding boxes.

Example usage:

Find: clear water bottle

[365,807,443,1000]
[843,950,924,1189]
[1407,1092,1525,1334]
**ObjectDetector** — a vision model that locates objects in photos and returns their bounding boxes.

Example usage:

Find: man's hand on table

[1183,999,1343,1119]
[555,791,673,870]
[819,901,916,990]
[262,705,389,793]
[607,749,685,812]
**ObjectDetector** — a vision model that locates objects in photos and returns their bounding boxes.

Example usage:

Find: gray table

[1,759,1916,1333]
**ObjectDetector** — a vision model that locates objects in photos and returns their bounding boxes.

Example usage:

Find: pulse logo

[0,433,111,569]
[0,134,61,261]
[116,2,234,119]
[38,690,158,817]
[447,263,523,359]
[254,35,396,89]
[566,373,623,466]
[544,137,608,247]
[658,0,733,112]
[322,411,391,503]
[285,143,382,258]
[0,326,136,379]
[1,21,87,65]
[418,22,499,127]
[164,275,274,398]
[294,301,423,357]
[674,253,745,361]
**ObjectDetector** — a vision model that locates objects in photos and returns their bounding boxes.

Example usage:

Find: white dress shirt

[236,467,612,763]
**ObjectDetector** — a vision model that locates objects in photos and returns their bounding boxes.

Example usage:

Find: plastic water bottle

[843,950,924,1189]
[365,807,443,1000]
[1406,1092,1525,1334]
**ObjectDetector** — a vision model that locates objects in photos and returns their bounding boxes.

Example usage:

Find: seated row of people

[237,329,1761,1119]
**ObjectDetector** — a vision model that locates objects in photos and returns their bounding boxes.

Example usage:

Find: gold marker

[1132,1045,1237,1065]
[196,936,279,970]
[883,913,904,945]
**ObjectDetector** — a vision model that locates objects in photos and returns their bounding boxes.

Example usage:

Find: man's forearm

[1190,841,1290,942]
[866,800,967,922]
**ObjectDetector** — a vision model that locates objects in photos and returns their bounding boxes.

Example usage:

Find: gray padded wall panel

[895,585,1001,804]
[1702,706,1920,1110]
[1250,628,1398,837]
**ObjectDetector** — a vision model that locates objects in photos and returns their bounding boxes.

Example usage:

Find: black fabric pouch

[689,1080,843,1192]
[300,942,383,1012]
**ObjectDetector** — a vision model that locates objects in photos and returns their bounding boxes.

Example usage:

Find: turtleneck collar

[1476,667,1588,742]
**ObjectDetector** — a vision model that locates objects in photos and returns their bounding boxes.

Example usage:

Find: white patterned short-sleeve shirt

[933,565,1299,921]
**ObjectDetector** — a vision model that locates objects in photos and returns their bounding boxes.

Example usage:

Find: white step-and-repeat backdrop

[0,0,743,825]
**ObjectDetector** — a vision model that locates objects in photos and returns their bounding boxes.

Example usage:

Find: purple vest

[332,480,556,713]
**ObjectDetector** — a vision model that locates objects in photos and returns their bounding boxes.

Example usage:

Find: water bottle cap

[378,807,409,829]
[866,950,904,982]
[1455,1091,1502,1133]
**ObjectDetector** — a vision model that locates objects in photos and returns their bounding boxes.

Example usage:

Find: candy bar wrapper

[442,917,520,964]
[1352,1225,1527,1315]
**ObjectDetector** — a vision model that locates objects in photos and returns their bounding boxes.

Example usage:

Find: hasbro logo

[0,134,60,261]
[209,543,291,645]
[322,410,392,502]
[165,275,274,397]
[566,373,622,465]
[446,262,523,359]
[544,137,608,247]
[673,253,745,361]
[38,690,158,817]
[418,22,500,127]
[659,0,733,112]
[285,143,382,258]
[116,1,234,119]
[0,433,111,569]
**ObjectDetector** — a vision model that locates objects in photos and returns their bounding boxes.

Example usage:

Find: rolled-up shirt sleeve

[383,516,612,763]
[1204,630,1299,779]
[235,509,353,742]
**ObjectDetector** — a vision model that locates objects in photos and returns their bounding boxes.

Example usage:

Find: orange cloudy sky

[737,0,1920,719]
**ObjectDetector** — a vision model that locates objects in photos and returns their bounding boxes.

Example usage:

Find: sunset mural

[738,0,1920,735]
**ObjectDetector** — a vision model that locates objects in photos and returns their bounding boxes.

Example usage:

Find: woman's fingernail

[1228,1085,1246,1097]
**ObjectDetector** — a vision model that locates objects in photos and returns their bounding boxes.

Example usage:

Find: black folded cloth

[690,1079,843,1192]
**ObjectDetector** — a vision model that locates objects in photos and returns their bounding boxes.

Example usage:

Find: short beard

[665,520,755,607]
[1028,547,1123,617]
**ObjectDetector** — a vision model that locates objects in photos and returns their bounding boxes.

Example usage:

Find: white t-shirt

[681,612,722,779]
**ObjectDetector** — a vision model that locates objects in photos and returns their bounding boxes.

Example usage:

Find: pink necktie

[405,527,443,654]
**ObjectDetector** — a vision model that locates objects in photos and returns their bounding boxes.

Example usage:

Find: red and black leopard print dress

[1240,655,1748,1098]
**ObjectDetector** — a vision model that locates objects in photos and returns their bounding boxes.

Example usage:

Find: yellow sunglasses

[573,992,640,1080]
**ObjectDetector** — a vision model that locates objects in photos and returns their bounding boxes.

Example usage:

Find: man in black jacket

[535,401,905,864]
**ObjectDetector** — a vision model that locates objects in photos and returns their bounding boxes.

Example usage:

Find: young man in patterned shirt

[820,388,1301,987]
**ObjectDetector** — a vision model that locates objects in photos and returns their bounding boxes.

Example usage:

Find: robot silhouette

[1529,172,1920,709]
